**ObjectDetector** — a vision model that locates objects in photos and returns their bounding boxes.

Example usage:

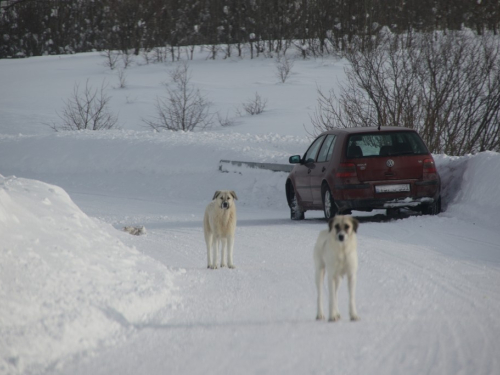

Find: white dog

[313,215,360,322]
[204,190,238,269]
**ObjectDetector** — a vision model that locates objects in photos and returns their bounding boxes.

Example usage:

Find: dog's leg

[211,238,219,269]
[348,274,360,321]
[227,235,235,269]
[315,265,325,320]
[208,237,219,269]
[206,233,213,269]
[328,275,341,322]
[220,238,228,268]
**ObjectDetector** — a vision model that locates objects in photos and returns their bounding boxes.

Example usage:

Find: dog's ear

[230,191,238,200]
[212,191,221,200]
[328,218,335,232]
[351,217,359,233]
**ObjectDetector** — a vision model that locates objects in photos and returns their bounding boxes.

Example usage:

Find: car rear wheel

[421,198,441,215]
[386,208,400,217]
[323,185,337,220]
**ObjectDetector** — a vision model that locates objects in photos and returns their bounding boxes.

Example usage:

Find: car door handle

[322,167,326,172]
[307,169,311,174]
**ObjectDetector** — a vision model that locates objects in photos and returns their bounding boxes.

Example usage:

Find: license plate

[375,184,410,193]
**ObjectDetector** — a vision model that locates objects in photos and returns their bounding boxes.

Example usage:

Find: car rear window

[346,131,429,158]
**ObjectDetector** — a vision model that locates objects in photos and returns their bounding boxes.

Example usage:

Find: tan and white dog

[313,215,360,322]
[204,190,238,269]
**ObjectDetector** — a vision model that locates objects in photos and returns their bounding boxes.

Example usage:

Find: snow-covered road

[55,192,500,375]
[1,131,499,375]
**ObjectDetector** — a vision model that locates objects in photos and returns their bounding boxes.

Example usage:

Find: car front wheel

[323,185,337,220]
[288,183,305,220]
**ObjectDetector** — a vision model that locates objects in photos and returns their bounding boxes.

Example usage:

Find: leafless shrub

[101,49,120,70]
[144,63,213,131]
[50,80,118,131]
[121,49,134,69]
[275,53,294,83]
[216,111,236,127]
[117,68,127,89]
[152,46,168,63]
[222,44,232,59]
[242,92,268,115]
[312,31,500,155]
[141,48,153,65]
[207,44,220,60]
[125,95,137,104]
[185,45,196,60]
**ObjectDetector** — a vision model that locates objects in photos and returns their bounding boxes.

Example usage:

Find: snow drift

[0,174,178,375]
[435,151,500,230]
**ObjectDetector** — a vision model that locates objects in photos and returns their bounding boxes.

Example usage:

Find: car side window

[303,135,325,164]
[317,135,336,163]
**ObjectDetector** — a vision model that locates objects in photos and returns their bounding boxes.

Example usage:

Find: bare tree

[116,68,127,89]
[242,92,268,115]
[311,31,500,155]
[144,63,213,131]
[51,80,118,131]
[121,49,134,69]
[308,87,353,136]
[101,49,120,70]
[216,111,236,127]
[275,53,294,83]
[141,48,153,65]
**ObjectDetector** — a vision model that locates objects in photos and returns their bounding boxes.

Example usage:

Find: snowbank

[0,175,178,375]
[435,151,500,229]
[0,130,308,210]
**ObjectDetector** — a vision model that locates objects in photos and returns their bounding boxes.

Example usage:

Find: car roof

[320,126,416,135]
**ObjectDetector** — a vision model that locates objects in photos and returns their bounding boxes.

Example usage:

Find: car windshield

[346,131,429,158]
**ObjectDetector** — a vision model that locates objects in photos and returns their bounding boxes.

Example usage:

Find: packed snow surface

[1,50,499,375]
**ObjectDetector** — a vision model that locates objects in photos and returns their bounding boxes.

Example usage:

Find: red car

[286,127,441,220]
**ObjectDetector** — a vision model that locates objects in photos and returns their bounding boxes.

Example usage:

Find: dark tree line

[1,0,500,59]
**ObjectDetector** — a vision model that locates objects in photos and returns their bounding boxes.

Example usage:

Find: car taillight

[336,163,357,178]
[423,158,437,174]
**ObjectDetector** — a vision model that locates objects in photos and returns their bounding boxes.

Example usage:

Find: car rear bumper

[332,179,440,211]
[335,196,437,211]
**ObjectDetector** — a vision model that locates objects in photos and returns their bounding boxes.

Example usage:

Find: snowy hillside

[1,51,500,375]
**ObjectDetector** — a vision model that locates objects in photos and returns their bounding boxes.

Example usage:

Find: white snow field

[1,50,499,375]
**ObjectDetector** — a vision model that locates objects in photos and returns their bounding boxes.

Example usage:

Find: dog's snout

[222,201,229,209]
[338,233,345,242]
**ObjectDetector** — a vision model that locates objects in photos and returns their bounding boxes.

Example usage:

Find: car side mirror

[289,155,302,164]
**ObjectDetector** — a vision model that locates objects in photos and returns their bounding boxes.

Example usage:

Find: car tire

[322,185,337,220]
[288,184,305,220]
[386,208,400,217]
[421,197,441,215]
